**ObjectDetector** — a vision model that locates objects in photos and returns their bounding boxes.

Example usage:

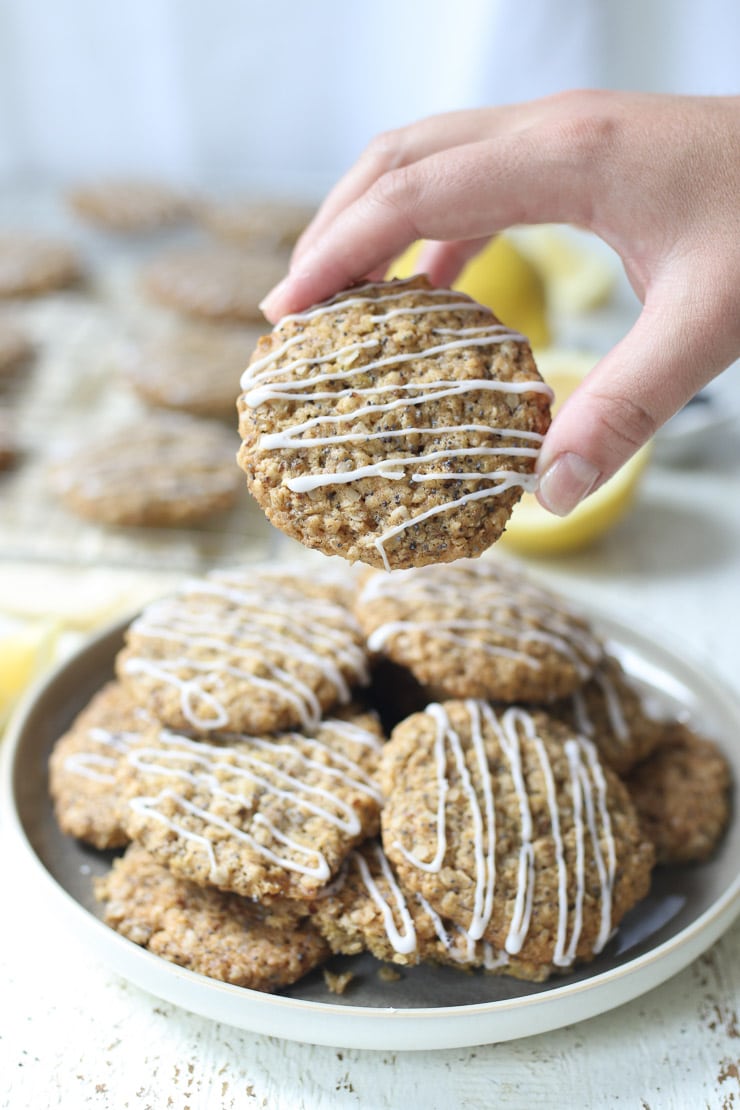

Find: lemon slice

[515,226,617,315]
[501,349,652,556]
[387,235,551,349]
[0,616,60,727]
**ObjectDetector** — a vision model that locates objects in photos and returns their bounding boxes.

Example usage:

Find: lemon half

[501,349,652,556]
[387,236,551,349]
[0,616,59,728]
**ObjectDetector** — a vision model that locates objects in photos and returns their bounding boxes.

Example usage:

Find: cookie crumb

[377,965,402,982]
[323,968,354,995]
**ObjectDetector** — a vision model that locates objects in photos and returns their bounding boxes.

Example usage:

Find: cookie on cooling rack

[380,700,654,971]
[116,712,384,901]
[237,276,551,571]
[355,559,604,703]
[200,197,315,251]
[116,568,370,734]
[49,681,151,850]
[625,720,732,864]
[67,179,194,233]
[48,410,241,527]
[141,246,286,323]
[95,843,329,990]
[0,234,82,297]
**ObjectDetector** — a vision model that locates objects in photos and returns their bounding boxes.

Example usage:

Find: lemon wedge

[387,235,551,349]
[0,616,59,727]
[501,349,652,556]
[515,226,617,315]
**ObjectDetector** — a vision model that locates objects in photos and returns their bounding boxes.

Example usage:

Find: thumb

[535,291,735,516]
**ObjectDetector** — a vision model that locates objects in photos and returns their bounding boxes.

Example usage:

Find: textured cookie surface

[380,700,654,968]
[237,276,551,570]
[121,324,260,419]
[548,654,663,775]
[95,844,329,990]
[116,714,384,900]
[142,246,285,323]
[0,234,82,297]
[68,180,193,232]
[356,559,604,702]
[48,411,241,526]
[625,721,731,864]
[49,682,152,849]
[117,569,369,734]
[201,197,314,250]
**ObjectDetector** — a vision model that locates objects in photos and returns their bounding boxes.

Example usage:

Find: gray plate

[3,610,740,1049]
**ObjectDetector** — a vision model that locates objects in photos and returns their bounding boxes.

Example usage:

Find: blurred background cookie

[0,233,83,297]
[140,246,285,323]
[200,196,315,251]
[67,178,195,233]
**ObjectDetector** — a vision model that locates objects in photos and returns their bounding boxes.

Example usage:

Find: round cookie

[547,654,663,775]
[0,319,33,377]
[116,714,384,901]
[49,681,151,849]
[311,840,550,980]
[625,720,731,864]
[355,559,604,703]
[141,246,285,323]
[95,843,330,991]
[48,410,241,527]
[0,233,82,297]
[237,276,552,571]
[380,700,654,970]
[120,324,261,419]
[68,179,193,233]
[201,197,315,251]
[116,569,370,735]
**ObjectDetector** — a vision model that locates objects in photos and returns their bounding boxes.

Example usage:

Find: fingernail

[536,453,601,517]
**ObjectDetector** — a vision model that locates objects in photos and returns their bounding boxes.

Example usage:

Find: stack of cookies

[49,559,731,994]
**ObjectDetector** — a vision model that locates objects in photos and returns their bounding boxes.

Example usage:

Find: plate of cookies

[3,558,739,1051]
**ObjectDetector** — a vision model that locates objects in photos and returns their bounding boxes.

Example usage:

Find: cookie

[625,720,732,864]
[355,559,604,703]
[116,569,370,734]
[380,700,654,969]
[48,411,241,527]
[201,197,315,251]
[95,843,329,990]
[0,233,82,297]
[237,276,551,570]
[311,840,550,980]
[68,179,193,233]
[49,681,150,849]
[141,246,285,323]
[116,713,384,901]
[547,654,663,775]
[120,324,260,419]
[0,319,33,377]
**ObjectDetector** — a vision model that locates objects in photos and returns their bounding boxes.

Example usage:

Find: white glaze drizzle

[571,664,631,745]
[63,726,139,784]
[239,277,551,569]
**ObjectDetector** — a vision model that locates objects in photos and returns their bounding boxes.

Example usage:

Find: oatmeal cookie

[141,246,285,323]
[355,559,603,703]
[49,681,150,849]
[48,410,241,527]
[95,843,329,990]
[237,276,551,570]
[120,324,260,419]
[0,233,82,297]
[201,197,315,251]
[625,720,732,864]
[380,700,654,969]
[68,179,193,233]
[116,713,384,901]
[116,568,370,734]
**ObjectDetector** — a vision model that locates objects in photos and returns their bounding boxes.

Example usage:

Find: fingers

[416,237,494,289]
[535,283,738,515]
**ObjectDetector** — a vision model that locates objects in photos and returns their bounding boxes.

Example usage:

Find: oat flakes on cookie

[120,324,262,420]
[48,410,241,527]
[95,843,329,990]
[237,276,551,570]
[116,569,370,734]
[49,681,151,850]
[0,233,82,297]
[355,559,603,703]
[68,179,193,233]
[116,713,384,901]
[380,700,654,970]
[625,720,731,864]
[141,246,286,323]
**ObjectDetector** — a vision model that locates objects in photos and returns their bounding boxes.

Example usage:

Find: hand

[260,90,740,516]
